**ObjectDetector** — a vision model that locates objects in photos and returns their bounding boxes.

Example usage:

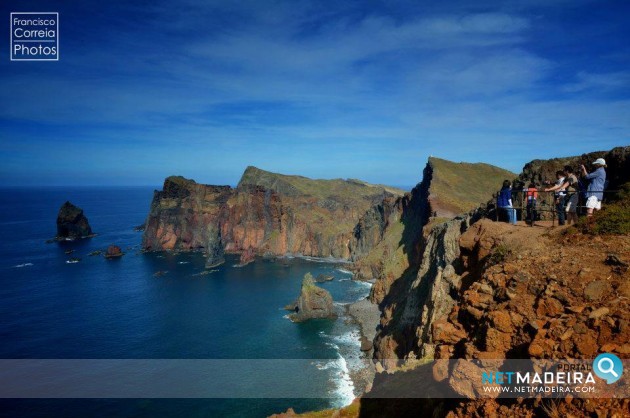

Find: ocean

[0,187,372,417]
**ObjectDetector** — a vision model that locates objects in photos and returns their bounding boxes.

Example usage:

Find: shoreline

[344,295,381,399]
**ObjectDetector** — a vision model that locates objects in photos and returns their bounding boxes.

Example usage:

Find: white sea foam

[177,261,190,265]
[329,356,356,408]
[336,268,353,275]
[324,341,340,350]
[354,280,373,289]
[332,330,362,349]
[14,263,34,268]
[316,329,360,407]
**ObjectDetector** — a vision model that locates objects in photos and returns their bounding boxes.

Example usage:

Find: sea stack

[56,201,93,240]
[288,273,336,322]
[205,226,225,268]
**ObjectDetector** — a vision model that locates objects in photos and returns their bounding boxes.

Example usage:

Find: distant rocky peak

[162,176,196,199]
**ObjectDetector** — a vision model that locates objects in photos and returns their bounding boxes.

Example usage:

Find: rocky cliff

[142,167,405,265]
[370,146,630,365]
[352,158,512,305]
[510,145,630,220]
[143,161,510,277]
[519,146,630,191]
[269,147,630,418]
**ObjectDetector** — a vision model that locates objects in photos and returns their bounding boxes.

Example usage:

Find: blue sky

[0,0,628,187]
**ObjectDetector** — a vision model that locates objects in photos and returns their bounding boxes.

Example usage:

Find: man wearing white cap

[580,158,607,218]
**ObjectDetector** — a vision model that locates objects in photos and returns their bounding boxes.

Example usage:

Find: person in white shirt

[545,170,568,226]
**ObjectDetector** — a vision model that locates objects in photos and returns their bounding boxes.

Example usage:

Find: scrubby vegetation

[577,182,630,235]
[485,242,513,266]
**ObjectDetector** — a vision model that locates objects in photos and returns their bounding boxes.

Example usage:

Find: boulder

[315,273,334,283]
[56,201,93,239]
[360,336,374,352]
[104,245,123,259]
[238,246,256,266]
[288,273,336,322]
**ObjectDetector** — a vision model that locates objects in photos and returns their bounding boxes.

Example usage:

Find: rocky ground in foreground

[271,219,630,417]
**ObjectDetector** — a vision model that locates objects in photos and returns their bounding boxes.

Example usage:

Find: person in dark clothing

[524,182,538,225]
[545,170,567,225]
[497,180,516,225]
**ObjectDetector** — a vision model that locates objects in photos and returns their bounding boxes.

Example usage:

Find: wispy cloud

[0,0,628,186]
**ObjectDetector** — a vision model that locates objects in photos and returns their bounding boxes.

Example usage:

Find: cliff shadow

[374,176,431,360]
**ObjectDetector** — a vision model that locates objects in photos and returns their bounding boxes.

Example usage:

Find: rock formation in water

[104,245,123,259]
[56,201,93,240]
[142,167,406,266]
[288,273,336,322]
[238,246,256,266]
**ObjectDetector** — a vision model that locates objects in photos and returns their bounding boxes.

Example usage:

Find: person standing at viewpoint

[498,180,517,225]
[581,158,607,219]
[563,166,580,225]
[544,170,568,225]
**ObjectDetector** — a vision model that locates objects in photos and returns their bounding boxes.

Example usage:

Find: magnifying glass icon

[598,358,619,377]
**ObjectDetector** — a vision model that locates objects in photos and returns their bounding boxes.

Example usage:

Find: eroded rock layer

[142,168,405,265]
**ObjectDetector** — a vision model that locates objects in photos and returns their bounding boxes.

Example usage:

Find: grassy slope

[428,157,516,215]
[357,158,514,284]
[238,166,406,199]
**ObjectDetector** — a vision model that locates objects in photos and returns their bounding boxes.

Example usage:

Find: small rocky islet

[285,273,336,322]
[51,201,94,241]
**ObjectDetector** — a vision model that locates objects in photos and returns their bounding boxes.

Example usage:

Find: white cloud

[564,71,630,93]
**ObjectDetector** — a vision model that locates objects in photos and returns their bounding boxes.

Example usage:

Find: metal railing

[492,189,620,227]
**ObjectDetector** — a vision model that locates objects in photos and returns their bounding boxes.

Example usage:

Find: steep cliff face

[142,168,405,265]
[519,146,630,190]
[143,160,511,273]
[372,211,482,366]
[354,158,514,307]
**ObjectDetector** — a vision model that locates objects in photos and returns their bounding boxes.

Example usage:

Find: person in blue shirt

[497,180,516,225]
[580,158,607,219]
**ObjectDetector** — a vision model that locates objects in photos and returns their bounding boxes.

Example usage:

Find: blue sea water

[0,187,372,417]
